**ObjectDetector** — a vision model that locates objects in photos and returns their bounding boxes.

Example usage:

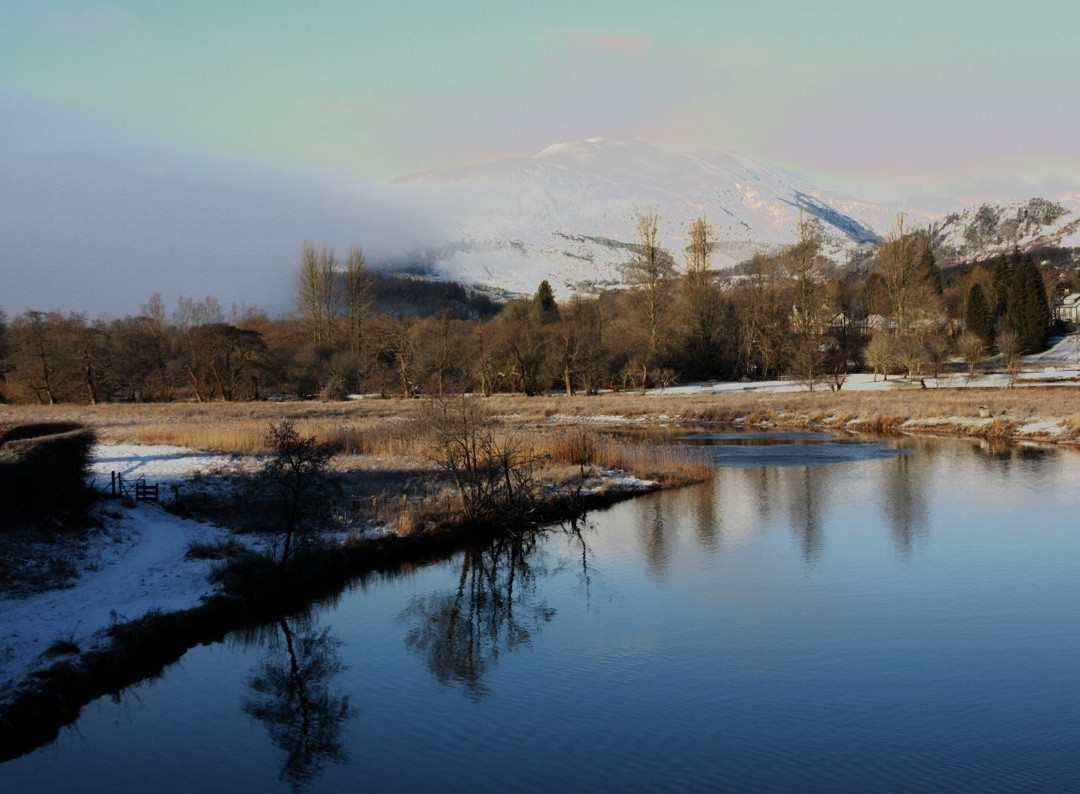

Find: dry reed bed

[3,386,1080,453]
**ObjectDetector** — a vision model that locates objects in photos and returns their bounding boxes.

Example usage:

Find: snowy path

[0,504,229,698]
[0,444,256,700]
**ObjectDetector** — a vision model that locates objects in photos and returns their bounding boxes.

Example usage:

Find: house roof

[1058,293,1080,307]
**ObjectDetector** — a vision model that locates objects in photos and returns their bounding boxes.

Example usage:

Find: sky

[3,1,1080,314]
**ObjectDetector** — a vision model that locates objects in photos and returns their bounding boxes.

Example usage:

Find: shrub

[264,421,336,566]
[0,424,96,530]
[425,397,539,524]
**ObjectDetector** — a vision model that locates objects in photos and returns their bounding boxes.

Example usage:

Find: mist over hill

[4,109,1078,317]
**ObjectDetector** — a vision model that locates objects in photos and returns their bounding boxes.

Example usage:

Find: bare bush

[425,397,539,524]
[265,420,336,565]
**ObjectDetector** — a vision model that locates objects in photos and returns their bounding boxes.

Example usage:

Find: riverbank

[0,477,663,761]
[0,430,706,760]
[3,376,1080,758]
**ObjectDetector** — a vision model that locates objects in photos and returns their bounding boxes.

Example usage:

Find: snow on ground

[644,351,1080,397]
[1026,334,1080,364]
[88,443,261,488]
[0,445,264,701]
[580,470,658,495]
[0,501,235,700]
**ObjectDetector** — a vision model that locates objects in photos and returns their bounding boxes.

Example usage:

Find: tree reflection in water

[243,614,354,792]
[400,529,567,701]
[787,466,823,563]
[882,453,929,557]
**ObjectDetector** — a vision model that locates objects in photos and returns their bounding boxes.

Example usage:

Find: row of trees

[0,218,1064,404]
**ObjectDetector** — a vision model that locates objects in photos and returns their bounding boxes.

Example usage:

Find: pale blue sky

[4,1,1079,197]
[3,1,1080,313]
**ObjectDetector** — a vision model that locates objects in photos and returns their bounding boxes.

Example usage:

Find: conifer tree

[533,280,558,320]
[1006,254,1050,353]
[965,283,995,347]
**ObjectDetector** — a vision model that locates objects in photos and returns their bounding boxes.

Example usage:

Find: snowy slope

[384,137,894,295]
[371,137,1079,298]
[932,197,1080,264]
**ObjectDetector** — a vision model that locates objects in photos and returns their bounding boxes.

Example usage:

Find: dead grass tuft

[855,414,905,434]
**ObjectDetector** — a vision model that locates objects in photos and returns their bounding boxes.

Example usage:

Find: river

[3,432,1080,791]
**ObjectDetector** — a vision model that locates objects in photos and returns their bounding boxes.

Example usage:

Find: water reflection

[639,501,670,578]
[882,454,929,556]
[787,466,824,562]
[400,531,559,701]
[242,615,354,792]
[745,466,779,520]
[690,480,721,552]
[7,434,1080,791]
[682,430,907,468]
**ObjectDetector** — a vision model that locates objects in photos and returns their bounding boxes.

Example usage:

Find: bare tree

[958,332,986,381]
[784,216,829,389]
[265,421,336,567]
[296,244,337,344]
[877,215,940,334]
[736,253,787,379]
[996,328,1023,387]
[9,311,58,404]
[426,397,537,524]
[623,209,674,371]
[679,215,725,378]
[172,295,224,331]
[864,334,896,381]
[342,245,372,361]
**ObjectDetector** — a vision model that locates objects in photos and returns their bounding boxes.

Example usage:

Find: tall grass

[534,428,713,485]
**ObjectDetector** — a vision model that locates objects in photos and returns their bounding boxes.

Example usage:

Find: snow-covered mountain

[381,137,893,295]
[931,197,1080,264]
[374,137,1078,295]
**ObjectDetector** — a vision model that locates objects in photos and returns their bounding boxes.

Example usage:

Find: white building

[1055,293,1080,324]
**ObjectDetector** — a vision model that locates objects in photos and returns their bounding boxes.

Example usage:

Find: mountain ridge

[378,137,1078,295]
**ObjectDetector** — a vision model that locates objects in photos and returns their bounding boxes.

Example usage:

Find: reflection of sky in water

[6,437,1080,792]
[676,431,907,467]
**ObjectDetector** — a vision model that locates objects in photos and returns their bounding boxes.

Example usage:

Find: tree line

[0,218,1065,404]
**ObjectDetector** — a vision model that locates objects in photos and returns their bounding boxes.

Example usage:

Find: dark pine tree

[917,234,943,294]
[1007,254,1050,353]
[991,254,1014,320]
[532,280,558,321]
[965,283,995,347]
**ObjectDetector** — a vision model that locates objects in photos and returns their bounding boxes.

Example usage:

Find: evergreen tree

[532,280,558,320]
[991,254,1014,320]
[1007,254,1050,353]
[965,283,995,347]
[916,230,943,294]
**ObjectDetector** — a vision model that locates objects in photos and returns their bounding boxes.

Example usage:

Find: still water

[4,433,1080,792]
